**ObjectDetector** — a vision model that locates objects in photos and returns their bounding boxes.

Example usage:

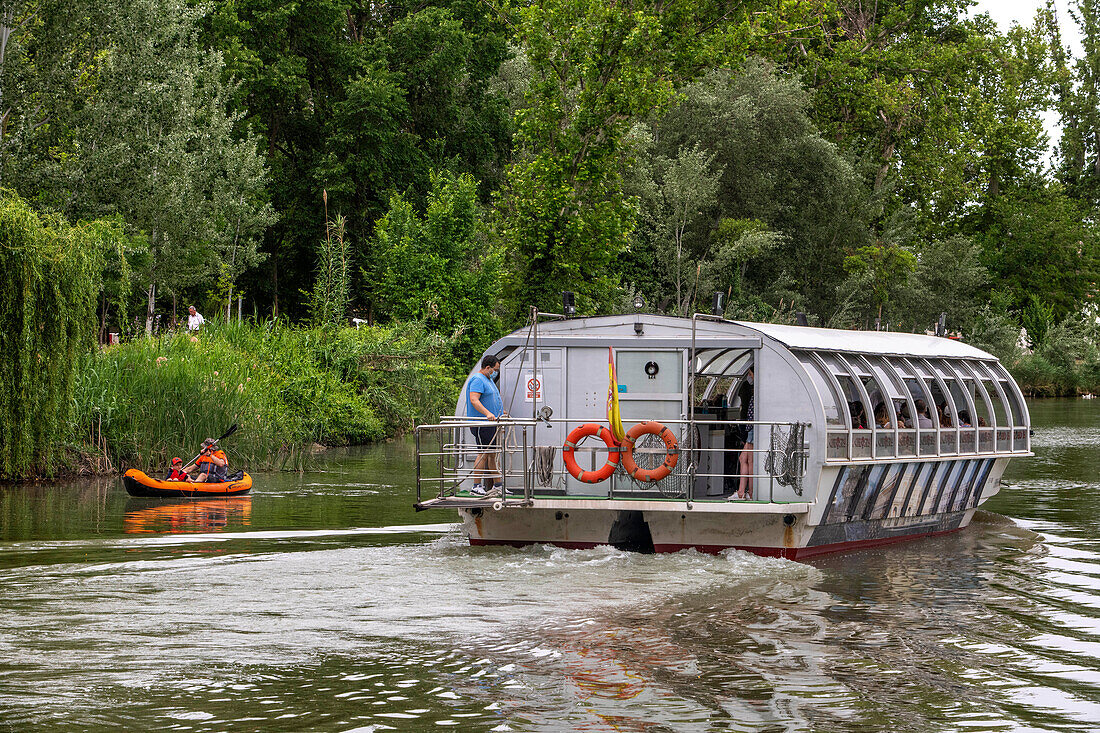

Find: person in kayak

[165,457,188,481]
[183,438,229,483]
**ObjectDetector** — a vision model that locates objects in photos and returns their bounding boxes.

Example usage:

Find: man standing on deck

[465,355,507,496]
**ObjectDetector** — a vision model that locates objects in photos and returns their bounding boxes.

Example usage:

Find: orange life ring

[621,421,679,483]
[563,423,621,483]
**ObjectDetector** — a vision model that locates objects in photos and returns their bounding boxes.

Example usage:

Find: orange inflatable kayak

[123,468,252,498]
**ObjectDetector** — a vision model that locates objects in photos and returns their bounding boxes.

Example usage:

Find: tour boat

[123,468,252,498]
[413,313,1031,558]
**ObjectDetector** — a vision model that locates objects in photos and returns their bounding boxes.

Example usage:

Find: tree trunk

[145,282,156,335]
[272,259,279,318]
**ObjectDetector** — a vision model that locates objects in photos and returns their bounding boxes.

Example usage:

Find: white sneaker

[470,484,487,496]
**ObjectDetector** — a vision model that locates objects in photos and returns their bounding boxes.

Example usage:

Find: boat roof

[732,321,995,360]
[496,315,996,361]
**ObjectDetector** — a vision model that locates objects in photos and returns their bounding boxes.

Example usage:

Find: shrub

[69,320,457,473]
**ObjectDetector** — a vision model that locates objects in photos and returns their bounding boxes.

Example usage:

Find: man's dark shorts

[471,425,498,448]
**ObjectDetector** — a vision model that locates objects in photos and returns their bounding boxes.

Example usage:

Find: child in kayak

[165,457,188,481]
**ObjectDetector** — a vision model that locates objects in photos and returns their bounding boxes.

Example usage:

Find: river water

[0,399,1097,732]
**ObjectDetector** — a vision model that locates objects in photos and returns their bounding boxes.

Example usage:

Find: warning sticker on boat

[525,372,542,402]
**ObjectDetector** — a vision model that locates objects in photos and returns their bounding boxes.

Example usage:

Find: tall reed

[69,320,457,474]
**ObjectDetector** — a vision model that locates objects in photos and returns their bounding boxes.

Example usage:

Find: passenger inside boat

[737,367,755,499]
[849,401,867,429]
[184,438,229,483]
[914,399,935,428]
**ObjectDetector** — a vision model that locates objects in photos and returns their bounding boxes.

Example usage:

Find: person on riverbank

[184,438,228,483]
[465,355,507,496]
[187,306,205,331]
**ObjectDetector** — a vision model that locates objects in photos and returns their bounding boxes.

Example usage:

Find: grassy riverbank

[67,321,457,475]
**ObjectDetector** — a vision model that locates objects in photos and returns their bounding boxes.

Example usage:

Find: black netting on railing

[765,422,807,495]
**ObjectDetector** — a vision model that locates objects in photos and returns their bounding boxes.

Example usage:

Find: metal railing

[414,416,809,505]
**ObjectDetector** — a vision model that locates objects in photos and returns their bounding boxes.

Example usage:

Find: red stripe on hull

[469,526,965,561]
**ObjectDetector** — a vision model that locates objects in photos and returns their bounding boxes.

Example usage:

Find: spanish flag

[607,347,626,442]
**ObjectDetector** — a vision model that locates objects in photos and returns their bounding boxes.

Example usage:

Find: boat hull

[123,469,252,498]
[459,504,976,560]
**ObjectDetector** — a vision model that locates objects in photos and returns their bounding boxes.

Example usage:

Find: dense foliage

[0,196,121,478]
[3,0,1100,477]
[4,0,1097,336]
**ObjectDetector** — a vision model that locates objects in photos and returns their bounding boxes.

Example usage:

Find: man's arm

[469,392,495,419]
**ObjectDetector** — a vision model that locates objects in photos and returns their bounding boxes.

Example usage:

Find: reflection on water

[123,497,252,534]
[0,400,1097,732]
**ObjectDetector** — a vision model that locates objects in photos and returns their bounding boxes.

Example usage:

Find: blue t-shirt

[465,372,503,418]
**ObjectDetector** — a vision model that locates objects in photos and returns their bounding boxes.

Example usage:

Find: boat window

[617,350,683,394]
[694,348,750,377]
[932,361,972,425]
[796,354,843,426]
[973,362,1021,428]
[835,374,869,428]
[925,379,947,418]
[962,377,992,427]
[978,378,1008,426]
[696,375,736,417]
[866,356,906,399]
[986,362,1028,427]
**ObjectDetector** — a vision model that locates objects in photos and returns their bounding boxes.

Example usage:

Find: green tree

[6,0,274,331]
[842,242,918,325]
[894,235,989,333]
[372,170,502,366]
[978,183,1097,321]
[206,0,511,319]
[496,0,748,315]
[626,60,870,319]
[1053,0,1100,208]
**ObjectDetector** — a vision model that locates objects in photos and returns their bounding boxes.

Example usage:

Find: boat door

[563,347,687,495]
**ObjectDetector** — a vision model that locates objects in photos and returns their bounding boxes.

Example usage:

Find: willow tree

[0,195,121,479]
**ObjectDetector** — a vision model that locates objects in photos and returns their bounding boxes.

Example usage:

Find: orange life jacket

[197,449,227,467]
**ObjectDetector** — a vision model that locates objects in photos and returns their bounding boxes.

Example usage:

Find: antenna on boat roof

[936,312,947,337]
[796,311,808,327]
